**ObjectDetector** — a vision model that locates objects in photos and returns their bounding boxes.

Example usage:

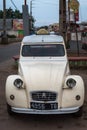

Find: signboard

[69,0,79,13]
[71,32,81,41]
[75,11,79,21]
[0,19,12,30]
[69,0,79,21]
[13,19,23,30]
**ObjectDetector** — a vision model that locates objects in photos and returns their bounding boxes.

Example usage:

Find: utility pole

[30,0,33,16]
[1,0,8,44]
[68,0,70,28]
[22,0,30,36]
[30,0,34,33]
[24,0,27,5]
[59,0,66,44]
[3,0,6,37]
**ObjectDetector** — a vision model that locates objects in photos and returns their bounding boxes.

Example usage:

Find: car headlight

[66,78,76,88]
[14,78,23,89]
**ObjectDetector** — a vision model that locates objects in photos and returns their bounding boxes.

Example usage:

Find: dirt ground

[0,59,87,130]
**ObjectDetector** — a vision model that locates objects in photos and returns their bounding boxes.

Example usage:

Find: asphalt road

[0,42,20,63]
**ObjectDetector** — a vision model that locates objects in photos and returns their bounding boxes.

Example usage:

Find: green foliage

[0,7,22,19]
[0,10,3,18]
[13,9,22,19]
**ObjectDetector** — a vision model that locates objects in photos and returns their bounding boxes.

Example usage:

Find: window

[22,44,65,57]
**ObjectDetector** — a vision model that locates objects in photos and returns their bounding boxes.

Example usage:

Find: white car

[5,32,85,116]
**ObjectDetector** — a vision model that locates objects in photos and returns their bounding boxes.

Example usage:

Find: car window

[22,44,65,57]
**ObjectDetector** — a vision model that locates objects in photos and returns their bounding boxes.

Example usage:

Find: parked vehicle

[5,30,85,116]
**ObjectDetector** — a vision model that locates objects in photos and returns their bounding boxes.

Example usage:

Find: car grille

[31,91,57,101]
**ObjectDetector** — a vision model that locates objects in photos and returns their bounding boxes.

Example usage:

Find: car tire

[7,103,14,115]
[73,107,83,117]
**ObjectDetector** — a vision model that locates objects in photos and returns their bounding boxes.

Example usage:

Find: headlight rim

[66,78,76,88]
[14,78,23,89]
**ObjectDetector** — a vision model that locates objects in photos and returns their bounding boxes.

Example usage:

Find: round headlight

[66,78,76,88]
[14,78,23,89]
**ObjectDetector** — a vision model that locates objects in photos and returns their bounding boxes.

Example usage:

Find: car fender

[62,75,85,108]
[5,75,28,108]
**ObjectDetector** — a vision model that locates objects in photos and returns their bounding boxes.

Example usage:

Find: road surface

[0,42,20,63]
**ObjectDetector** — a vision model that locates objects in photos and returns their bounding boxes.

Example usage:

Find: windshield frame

[21,44,65,57]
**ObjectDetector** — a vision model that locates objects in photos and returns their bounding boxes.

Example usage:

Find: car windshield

[22,44,65,57]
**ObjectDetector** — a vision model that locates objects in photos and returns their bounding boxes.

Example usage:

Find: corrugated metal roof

[22,34,64,44]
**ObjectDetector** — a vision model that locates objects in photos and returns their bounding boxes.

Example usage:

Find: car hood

[19,60,68,92]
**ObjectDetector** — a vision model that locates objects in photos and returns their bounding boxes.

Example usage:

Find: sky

[0,0,87,26]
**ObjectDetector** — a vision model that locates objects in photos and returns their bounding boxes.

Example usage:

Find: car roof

[22,34,64,45]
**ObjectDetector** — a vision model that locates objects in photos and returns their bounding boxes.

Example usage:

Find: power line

[34,1,58,6]
[10,0,18,10]
[36,0,58,3]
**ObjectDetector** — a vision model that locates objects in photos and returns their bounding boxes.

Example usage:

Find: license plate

[30,102,58,110]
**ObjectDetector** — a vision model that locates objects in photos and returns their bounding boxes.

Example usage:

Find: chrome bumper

[11,107,80,114]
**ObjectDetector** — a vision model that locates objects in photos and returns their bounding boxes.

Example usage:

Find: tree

[14,9,22,19]
[0,10,3,18]
[0,8,23,19]
[6,7,14,18]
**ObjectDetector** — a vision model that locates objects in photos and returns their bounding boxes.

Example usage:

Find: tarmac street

[0,42,20,63]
